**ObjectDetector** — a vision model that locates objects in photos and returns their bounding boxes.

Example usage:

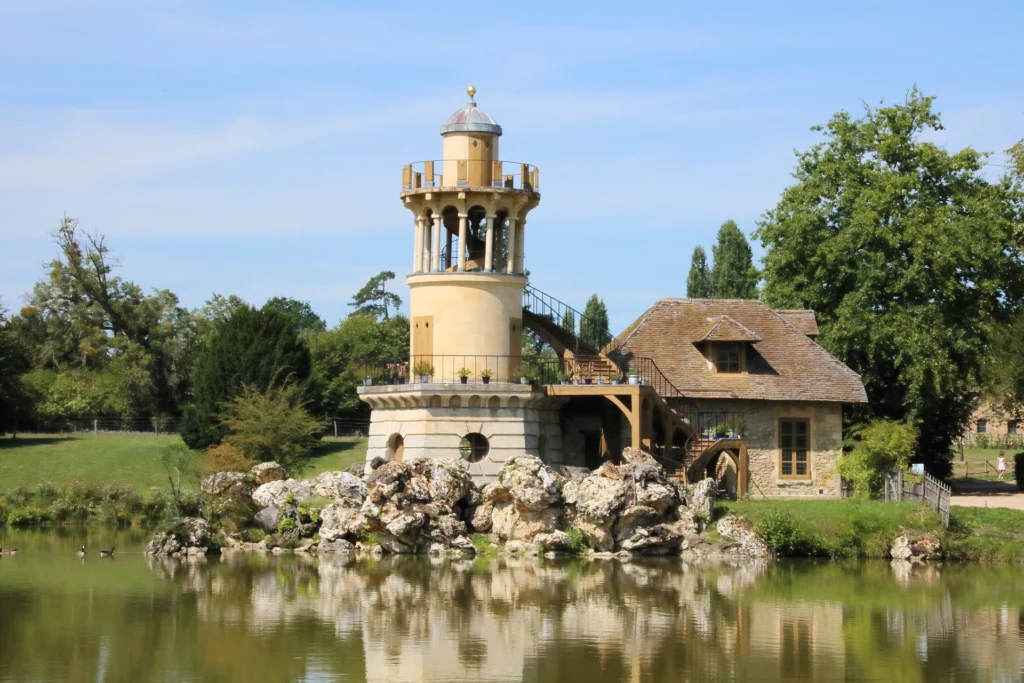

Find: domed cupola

[440,86,502,136]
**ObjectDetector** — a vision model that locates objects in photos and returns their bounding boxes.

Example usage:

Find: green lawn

[716,498,1024,562]
[950,446,1013,480]
[0,433,368,493]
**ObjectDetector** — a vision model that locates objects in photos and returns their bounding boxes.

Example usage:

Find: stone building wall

[689,400,845,498]
[962,400,1023,449]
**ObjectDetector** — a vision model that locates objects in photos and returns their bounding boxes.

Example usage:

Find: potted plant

[413,361,434,383]
[722,420,744,438]
[363,375,374,386]
[580,361,594,385]
[610,372,623,385]
[481,368,492,385]
[627,369,640,385]
[557,370,571,385]
[714,424,728,439]
[457,367,471,384]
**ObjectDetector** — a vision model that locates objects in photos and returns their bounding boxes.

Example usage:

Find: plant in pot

[557,370,571,385]
[457,367,471,384]
[519,365,536,385]
[722,420,744,438]
[481,368,493,385]
[713,424,728,439]
[610,372,623,385]
[413,361,434,383]
[627,369,640,385]
[581,362,594,385]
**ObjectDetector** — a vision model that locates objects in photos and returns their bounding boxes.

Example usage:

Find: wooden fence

[950,460,1003,479]
[884,469,951,528]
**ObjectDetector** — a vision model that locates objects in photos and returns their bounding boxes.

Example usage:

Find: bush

[202,442,254,474]
[756,508,806,555]
[838,420,918,498]
[220,383,320,470]
[276,517,297,534]
[242,528,267,543]
[563,526,587,554]
[1015,453,1024,491]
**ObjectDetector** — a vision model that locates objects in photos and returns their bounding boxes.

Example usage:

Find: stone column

[484,213,496,272]
[431,216,441,272]
[506,218,518,274]
[413,217,424,273]
[515,219,526,273]
[457,214,468,272]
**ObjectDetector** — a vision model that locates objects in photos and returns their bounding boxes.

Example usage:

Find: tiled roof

[610,298,867,403]
[695,316,762,343]
[775,309,819,337]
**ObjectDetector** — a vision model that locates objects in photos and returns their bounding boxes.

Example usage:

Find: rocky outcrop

[145,517,221,557]
[252,479,313,508]
[200,471,252,497]
[484,455,564,543]
[313,471,367,504]
[688,478,717,521]
[716,516,771,558]
[890,533,941,561]
[250,462,288,485]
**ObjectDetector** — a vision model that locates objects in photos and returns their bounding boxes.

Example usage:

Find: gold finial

[467,85,476,100]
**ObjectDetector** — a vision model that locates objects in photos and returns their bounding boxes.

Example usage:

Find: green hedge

[1015,453,1024,491]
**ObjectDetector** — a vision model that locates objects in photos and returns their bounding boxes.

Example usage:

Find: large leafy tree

[710,220,758,299]
[581,294,612,349]
[20,218,193,416]
[263,296,326,335]
[179,305,311,449]
[756,90,1024,473]
[686,246,713,298]
[0,300,31,432]
[348,271,401,320]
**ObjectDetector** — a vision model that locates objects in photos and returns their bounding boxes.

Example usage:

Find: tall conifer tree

[686,246,713,298]
[581,295,612,348]
[710,220,758,299]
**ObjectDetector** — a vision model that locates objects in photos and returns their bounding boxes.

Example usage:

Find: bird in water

[0,547,16,556]
[99,548,115,558]
[76,545,86,558]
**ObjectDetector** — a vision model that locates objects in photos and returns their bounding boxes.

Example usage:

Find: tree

[348,271,401,320]
[837,420,918,497]
[561,309,576,334]
[686,246,713,298]
[307,313,409,418]
[179,305,311,449]
[710,220,758,299]
[756,90,1024,473]
[263,296,326,335]
[581,294,612,349]
[0,300,31,432]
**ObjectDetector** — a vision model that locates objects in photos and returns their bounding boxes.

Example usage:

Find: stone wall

[689,400,844,498]
[362,385,564,482]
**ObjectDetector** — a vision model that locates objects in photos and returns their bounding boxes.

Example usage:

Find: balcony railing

[358,356,562,387]
[402,160,539,192]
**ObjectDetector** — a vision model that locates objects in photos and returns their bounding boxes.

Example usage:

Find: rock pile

[716,516,772,558]
[319,457,477,554]
[890,532,941,561]
[145,517,220,557]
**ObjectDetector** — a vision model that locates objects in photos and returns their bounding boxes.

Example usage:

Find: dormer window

[715,343,743,373]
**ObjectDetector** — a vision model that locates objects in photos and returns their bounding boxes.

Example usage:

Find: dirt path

[950,479,1024,510]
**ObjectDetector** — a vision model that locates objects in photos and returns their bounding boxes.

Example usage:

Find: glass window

[780,419,810,479]
[976,419,987,434]
[1008,420,1017,436]
[715,344,742,373]
[459,433,490,463]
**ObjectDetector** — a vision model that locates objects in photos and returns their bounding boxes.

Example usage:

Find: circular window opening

[386,433,405,461]
[459,433,490,463]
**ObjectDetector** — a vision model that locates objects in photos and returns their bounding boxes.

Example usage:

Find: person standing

[997,451,1007,481]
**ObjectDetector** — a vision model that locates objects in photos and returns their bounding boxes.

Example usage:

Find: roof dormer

[696,316,762,374]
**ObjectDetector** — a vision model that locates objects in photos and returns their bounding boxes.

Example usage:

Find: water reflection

[2,531,1023,683]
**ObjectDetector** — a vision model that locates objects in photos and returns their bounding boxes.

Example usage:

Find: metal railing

[360,355,563,386]
[522,285,611,352]
[402,160,539,191]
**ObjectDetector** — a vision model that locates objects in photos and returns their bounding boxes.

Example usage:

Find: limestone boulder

[534,530,575,552]
[613,505,662,544]
[313,471,367,505]
[416,457,473,507]
[201,471,252,497]
[252,479,313,508]
[145,517,219,557]
[717,516,771,558]
[318,503,371,543]
[317,538,356,554]
[574,474,627,523]
[618,524,684,554]
[688,478,717,520]
[575,519,615,552]
[470,501,493,532]
[250,462,289,485]
[890,533,941,561]
[253,506,283,533]
[497,455,563,512]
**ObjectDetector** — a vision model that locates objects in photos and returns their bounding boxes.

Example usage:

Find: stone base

[358,383,565,482]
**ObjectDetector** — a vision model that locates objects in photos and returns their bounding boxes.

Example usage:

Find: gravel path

[950,479,1024,510]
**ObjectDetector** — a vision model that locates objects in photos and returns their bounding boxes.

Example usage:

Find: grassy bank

[0,433,368,528]
[716,499,1024,562]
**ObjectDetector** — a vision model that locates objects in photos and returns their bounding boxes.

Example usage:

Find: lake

[1,528,1022,682]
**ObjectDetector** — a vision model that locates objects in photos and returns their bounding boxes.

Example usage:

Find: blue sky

[1,0,1021,333]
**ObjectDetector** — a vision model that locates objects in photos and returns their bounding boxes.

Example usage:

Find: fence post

[334,420,338,438]
[94,418,98,439]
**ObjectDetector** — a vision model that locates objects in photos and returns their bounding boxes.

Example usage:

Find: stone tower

[359,87,561,480]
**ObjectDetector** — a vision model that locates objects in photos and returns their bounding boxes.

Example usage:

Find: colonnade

[411,213,525,275]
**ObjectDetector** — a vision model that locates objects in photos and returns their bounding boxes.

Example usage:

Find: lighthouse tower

[359,87,561,480]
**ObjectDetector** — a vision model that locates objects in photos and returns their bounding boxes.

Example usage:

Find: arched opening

[713,451,739,499]
[448,395,462,409]
[441,206,459,270]
[459,433,490,463]
[487,395,501,411]
[386,433,405,462]
[428,395,443,408]
[466,205,487,270]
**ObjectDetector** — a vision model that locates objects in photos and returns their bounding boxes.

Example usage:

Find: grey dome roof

[441,88,502,136]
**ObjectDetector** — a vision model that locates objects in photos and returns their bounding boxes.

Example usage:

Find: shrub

[563,526,587,554]
[242,528,267,543]
[1015,453,1024,491]
[838,420,918,498]
[756,509,805,555]
[470,533,494,554]
[202,442,254,474]
[220,383,320,470]
[276,517,297,534]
